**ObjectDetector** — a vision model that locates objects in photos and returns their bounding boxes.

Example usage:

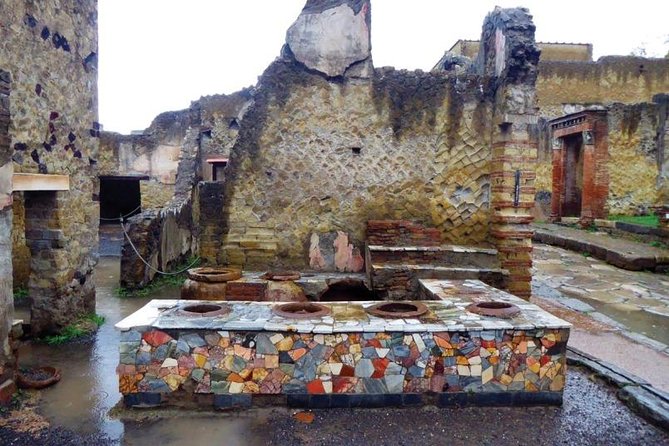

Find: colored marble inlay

[117,327,569,396]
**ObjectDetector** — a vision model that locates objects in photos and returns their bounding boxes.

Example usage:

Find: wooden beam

[12,173,70,191]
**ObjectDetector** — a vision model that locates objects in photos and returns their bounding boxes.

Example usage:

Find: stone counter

[116,280,570,409]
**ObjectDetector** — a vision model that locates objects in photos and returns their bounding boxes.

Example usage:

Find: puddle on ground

[17,257,182,443]
[121,412,271,446]
[577,296,669,346]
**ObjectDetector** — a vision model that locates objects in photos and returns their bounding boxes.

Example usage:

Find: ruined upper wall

[538,57,669,118]
[213,4,539,274]
[285,0,372,78]
[443,40,591,64]
[192,90,253,181]
[0,0,98,334]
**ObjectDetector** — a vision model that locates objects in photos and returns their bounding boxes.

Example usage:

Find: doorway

[99,177,141,222]
[562,133,583,217]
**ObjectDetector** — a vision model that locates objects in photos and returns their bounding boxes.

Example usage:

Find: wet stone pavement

[1,258,668,445]
[533,244,669,346]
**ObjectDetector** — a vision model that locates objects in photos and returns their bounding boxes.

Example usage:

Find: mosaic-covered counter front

[116,280,571,408]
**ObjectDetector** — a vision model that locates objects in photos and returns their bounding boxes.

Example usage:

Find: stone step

[366,244,499,269]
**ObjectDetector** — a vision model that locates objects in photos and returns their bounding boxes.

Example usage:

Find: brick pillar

[490,119,537,299]
[476,7,540,300]
[550,138,564,221]
[580,135,596,225]
[592,117,609,219]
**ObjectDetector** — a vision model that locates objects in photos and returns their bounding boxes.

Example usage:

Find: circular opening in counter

[261,270,301,281]
[366,302,428,319]
[465,301,520,319]
[273,302,330,319]
[187,267,242,283]
[178,303,231,317]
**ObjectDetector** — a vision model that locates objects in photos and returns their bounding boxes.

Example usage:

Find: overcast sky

[98,0,669,134]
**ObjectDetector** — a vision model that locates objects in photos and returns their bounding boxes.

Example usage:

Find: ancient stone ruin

[0,0,667,412]
[109,1,575,410]
[116,1,541,304]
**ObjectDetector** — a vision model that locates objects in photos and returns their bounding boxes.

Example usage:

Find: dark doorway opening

[99,177,142,223]
[562,133,583,217]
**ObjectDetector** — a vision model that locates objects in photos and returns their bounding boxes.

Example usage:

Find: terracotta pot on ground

[180,267,242,300]
[17,366,61,389]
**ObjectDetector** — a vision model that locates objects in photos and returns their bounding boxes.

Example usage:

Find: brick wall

[366,220,441,247]
[481,8,540,299]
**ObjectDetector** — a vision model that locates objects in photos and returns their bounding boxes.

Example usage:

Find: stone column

[490,115,538,299]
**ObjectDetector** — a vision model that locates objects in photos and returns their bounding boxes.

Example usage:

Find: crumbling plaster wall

[1,0,99,334]
[99,110,191,210]
[606,102,668,213]
[119,91,251,288]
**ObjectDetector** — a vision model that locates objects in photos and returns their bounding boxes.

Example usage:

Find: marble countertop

[116,280,570,333]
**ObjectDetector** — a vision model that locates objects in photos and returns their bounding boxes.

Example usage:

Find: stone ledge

[534,224,669,272]
[12,173,69,191]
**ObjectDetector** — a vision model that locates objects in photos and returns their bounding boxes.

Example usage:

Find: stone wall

[0,70,17,403]
[208,3,540,298]
[537,57,669,118]
[120,129,199,288]
[443,40,591,63]
[119,92,251,286]
[1,0,99,334]
[99,110,192,210]
[535,98,669,218]
[220,62,494,270]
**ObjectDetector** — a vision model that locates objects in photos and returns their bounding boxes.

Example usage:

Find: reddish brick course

[366,220,441,247]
